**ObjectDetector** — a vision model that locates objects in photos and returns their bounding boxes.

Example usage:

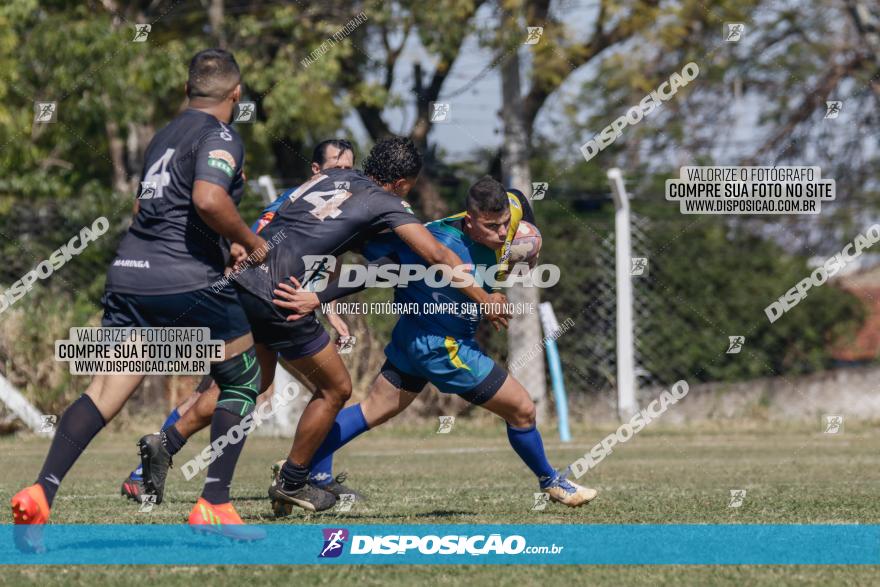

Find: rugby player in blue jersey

[133,138,510,514]
[272,176,597,508]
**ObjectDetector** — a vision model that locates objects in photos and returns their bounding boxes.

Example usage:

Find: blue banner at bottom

[1,524,877,565]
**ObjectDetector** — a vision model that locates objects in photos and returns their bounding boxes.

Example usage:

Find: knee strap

[211,347,260,416]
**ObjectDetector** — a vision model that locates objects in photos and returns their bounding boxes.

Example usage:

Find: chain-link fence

[0,185,874,431]
[534,189,872,422]
[543,212,694,404]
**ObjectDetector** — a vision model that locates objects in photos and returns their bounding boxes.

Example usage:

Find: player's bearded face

[465,209,510,250]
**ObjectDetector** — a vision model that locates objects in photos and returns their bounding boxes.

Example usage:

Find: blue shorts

[383,322,507,404]
[100,285,251,342]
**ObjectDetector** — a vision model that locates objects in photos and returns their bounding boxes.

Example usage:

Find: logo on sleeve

[401,200,414,214]
[207,149,237,177]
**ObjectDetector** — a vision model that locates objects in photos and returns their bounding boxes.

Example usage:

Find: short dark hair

[466,176,508,214]
[187,49,241,101]
[312,139,355,166]
[362,136,422,185]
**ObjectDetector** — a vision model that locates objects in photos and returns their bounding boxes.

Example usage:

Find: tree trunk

[126,121,153,192]
[208,0,227,48]
[500,43,548,424]
[846,0,880,97]
[413,172,449,218]
[102,94,129,196]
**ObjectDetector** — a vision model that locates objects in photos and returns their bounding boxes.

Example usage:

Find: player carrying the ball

[272,176,597,509]
[134,138,511,517]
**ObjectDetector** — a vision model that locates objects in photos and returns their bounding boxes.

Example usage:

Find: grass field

[1,418,879,585]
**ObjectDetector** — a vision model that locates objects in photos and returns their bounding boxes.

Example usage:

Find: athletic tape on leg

[211,347,260,417]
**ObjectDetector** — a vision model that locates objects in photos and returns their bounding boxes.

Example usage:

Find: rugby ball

[508,221,542,265]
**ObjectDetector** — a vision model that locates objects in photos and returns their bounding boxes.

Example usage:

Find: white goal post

[607,168,639,420]
[0,373,52,437]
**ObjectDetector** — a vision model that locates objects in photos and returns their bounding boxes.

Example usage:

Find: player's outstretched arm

[193,180,268,265]
[272,254,397,318]
[391,223,510,330]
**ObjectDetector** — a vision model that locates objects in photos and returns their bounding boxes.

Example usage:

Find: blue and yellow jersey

[362,190,533,339]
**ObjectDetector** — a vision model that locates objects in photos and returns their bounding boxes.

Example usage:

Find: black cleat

[138,433,172,505]
[314,472,366,502]
[273,460,366,502]
[268,479,337,514]
[121,474,148,503]
[269,460,338,515]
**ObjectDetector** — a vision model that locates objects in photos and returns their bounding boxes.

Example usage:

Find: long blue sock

[308,405,369,486]
[506,423,557,487]
[130,408,180,481]
[160,408,182,431]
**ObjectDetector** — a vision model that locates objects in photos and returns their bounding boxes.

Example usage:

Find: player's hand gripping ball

[508,221,542,267]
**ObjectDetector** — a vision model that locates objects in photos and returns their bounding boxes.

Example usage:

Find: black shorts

[235,284,330,360]
[378,359,506,405]
[101,285,251,341]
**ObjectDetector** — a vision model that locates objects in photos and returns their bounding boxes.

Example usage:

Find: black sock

[281,460,309,491]
[36,395,106,506]
[161,425,186,455]
[200,409,248,505]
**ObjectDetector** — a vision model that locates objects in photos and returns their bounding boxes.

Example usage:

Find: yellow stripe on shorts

[444,336,471,371]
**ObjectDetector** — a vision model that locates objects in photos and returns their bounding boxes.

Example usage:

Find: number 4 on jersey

[139,148,175,200]
[304,188,352,220]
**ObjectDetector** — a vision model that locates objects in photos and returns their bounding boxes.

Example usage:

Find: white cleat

[543,474,598,507]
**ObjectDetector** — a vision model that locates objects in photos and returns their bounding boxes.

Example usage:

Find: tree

[498,7,548,421]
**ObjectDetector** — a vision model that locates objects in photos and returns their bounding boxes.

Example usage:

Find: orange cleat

[188,497,265,542]
[11,484,51,525]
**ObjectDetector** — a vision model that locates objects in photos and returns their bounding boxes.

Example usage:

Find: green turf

[1,419,878,584]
